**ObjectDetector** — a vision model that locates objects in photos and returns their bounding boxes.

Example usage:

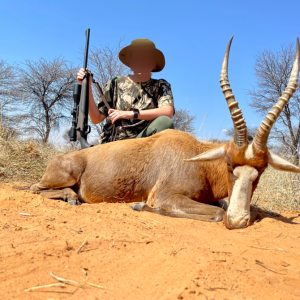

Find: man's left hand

[108,109,134,124]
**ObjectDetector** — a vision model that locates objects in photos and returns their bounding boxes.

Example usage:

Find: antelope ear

[184,146,226,163]
[268,152,300,173]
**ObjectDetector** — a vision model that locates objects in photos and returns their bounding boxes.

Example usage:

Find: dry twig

[24,283,65,292]
[255,260,283,274]
[49,271,82,286]
[80,277,106,289]
[248,245,286,252]
[170,235,181,255]
[204,287,227,291]
[82,268,88,277]
[77,235,89,254]
[66,241,73,251]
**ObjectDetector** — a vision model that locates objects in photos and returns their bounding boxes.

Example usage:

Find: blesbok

[25,37,300,229]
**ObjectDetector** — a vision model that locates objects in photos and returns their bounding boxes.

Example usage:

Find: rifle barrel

[83,28,90,70]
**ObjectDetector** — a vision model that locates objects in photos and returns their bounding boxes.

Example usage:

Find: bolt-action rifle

[70,28,110,149]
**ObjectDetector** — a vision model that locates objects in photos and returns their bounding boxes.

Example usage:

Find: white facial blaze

[244,143,254,160]
[227,166,258,223]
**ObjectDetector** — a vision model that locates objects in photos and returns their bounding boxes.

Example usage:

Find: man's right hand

[77,68,92,84]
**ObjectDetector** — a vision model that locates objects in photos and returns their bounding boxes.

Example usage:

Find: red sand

[0,183,300,300]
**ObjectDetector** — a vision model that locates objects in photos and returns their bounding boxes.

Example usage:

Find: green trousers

[136,116,174,138]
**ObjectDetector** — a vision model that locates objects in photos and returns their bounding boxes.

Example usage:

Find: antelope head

[185,36,300,229]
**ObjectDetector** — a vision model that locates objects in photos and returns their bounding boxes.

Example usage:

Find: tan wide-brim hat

[119,38,165,72]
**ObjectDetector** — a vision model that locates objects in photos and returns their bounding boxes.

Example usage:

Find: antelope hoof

[68,200,81,206]
[130,203,146,211]
[214,208,225,222]
[217,199,228,211]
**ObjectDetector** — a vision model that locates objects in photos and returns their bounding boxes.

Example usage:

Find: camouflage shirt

[97,75,174,143]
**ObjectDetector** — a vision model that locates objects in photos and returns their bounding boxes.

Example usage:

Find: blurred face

[129,48,156,73]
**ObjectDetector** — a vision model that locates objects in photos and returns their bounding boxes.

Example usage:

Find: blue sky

[1,0,300,140]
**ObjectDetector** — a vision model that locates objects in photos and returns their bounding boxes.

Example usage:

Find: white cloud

[222,129,227,132]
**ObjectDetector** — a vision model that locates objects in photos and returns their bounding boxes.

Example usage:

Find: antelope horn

[253,37,300,151]
[220,36,248,147]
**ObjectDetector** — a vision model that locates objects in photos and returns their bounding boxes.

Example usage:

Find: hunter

[77,38,175,143]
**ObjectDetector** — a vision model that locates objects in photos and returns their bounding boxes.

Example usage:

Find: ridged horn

[220,36,248,147]
[253,37,300,151]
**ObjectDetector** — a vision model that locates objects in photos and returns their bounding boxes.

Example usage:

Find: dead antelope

[27,37,300,229]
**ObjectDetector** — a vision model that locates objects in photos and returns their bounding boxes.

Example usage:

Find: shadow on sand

[250,205,300,225]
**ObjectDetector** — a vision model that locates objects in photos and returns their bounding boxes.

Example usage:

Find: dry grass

[253,166,300,212]
[0,123,299,212]
[0,124,77,183]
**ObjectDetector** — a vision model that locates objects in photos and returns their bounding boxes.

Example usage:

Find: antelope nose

[227,215,249,229]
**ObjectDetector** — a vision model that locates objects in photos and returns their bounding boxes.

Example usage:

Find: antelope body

[29,37,300,229]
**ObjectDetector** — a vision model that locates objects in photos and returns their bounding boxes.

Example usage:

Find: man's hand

[109,109,134,124]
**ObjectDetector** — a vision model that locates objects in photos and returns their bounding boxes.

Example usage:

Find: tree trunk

[44,111,51,144]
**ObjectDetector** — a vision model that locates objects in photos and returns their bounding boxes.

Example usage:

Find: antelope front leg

[131,195,225,222]
[39,188,80,206]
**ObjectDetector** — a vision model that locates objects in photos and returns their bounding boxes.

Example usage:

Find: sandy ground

[0,183,300,300]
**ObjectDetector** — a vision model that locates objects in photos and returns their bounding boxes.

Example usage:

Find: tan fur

[32,130,227,204]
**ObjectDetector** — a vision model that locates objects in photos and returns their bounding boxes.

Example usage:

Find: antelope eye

[227,163,234,171]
